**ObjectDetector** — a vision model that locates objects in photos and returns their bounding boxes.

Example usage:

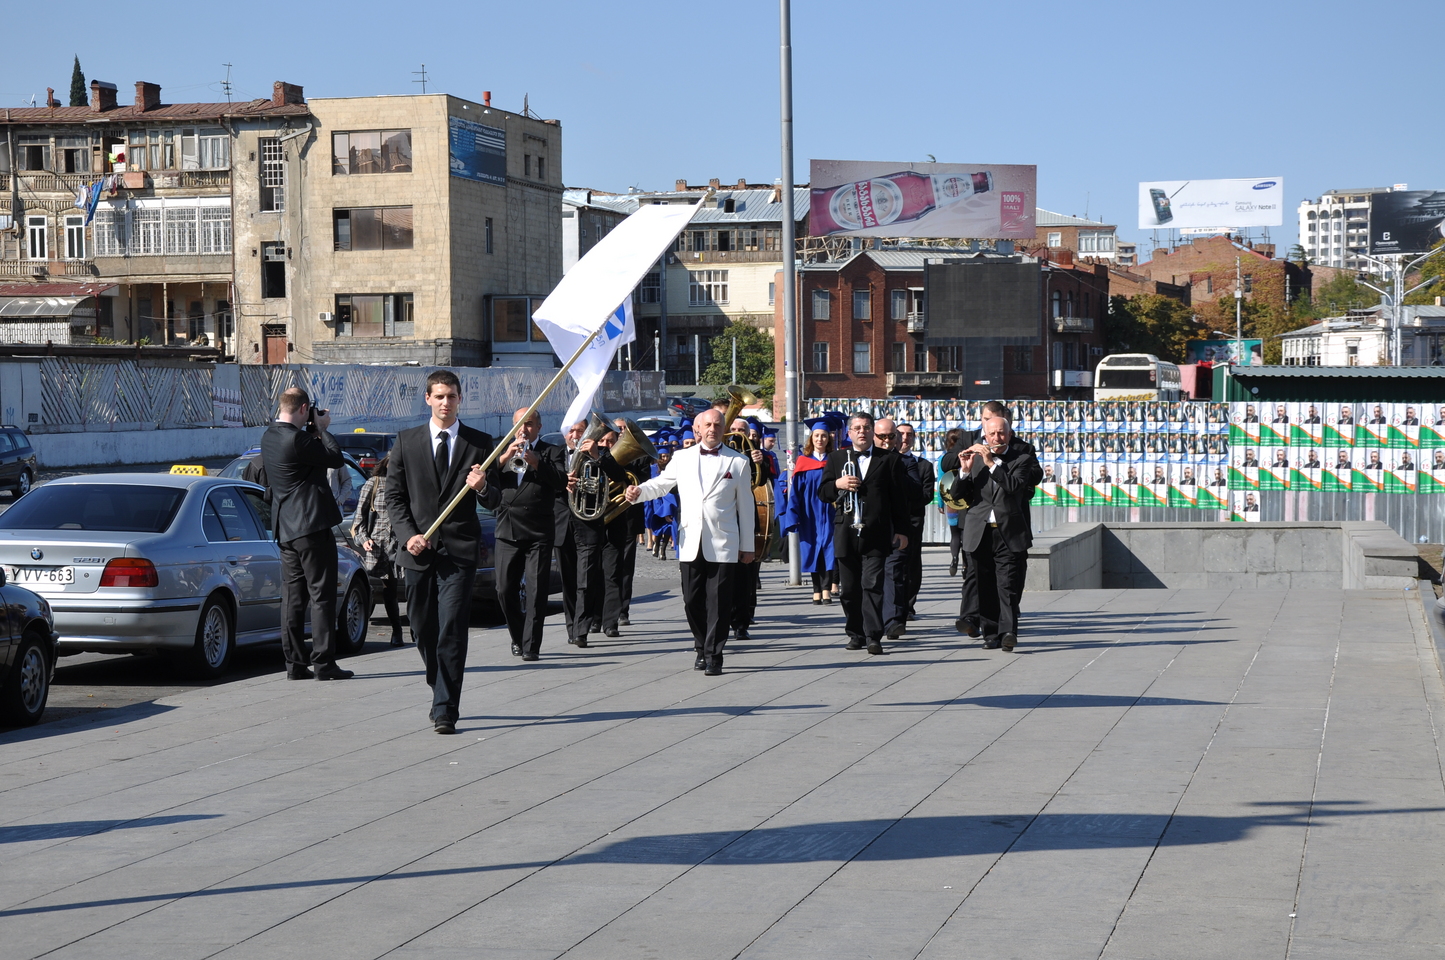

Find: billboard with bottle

[1137,178,1284,230]
[809,160,1035,239]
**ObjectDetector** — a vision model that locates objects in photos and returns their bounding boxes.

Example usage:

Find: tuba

[938,469,968,511]
[567,413,612,521]
[601,419,660,524]
[720,385,774,556]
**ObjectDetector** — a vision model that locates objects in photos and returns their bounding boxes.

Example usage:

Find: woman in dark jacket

[351,454,405,646]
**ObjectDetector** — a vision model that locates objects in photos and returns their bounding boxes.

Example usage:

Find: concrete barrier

[1024,521,1422,591]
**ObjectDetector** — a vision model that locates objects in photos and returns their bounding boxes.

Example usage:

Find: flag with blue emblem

[532,201,699,431]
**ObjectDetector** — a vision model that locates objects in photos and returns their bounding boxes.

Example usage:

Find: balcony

[675,249,785,264]
[0,260,98,278]
[905,311,926,334]
[1052,315,1095,333]
[887,371,966,394]
[0,168,230,196]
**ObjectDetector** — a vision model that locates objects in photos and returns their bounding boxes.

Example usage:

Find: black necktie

[434,432,449,483]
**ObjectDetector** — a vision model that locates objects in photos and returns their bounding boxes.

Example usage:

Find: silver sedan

[0,474,370,677]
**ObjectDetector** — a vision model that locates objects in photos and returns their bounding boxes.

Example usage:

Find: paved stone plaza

[3,550,1444,959]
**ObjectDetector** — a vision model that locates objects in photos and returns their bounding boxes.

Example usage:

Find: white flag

[532,201,699,431]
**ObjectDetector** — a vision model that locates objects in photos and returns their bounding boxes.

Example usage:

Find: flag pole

[421,322,607,542]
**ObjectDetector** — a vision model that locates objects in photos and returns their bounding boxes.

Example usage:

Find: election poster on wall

[1369,190,1445,256]
[809,160,1036,239]
[1137,178,1284,230]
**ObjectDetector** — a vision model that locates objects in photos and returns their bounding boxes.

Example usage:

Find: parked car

[334,431,399,475]
[0,425,38,498]
[668,397,714,417]
[0,474,370,677]
[0,567,58,726]
[634,414,686,435]
[216,449,369,517]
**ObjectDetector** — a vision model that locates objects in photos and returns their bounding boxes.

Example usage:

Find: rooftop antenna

[412,63,429,94]
[221,63,233,104]
[523,92,529,116]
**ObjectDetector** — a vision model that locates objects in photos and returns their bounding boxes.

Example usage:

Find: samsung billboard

[809,160,1036,239]
[1137,178,1284,230]
[1369,190,1445,256]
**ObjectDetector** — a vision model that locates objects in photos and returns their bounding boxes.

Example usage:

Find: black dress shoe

[955,618,981,638]
[885,624,904,640]
[522,653,540,662]
[694,654,706,670]
[511,642,523,657]
[618,616,630,626]
[867,641,885,655]
[982,638,1001,650]
[604,625,621,638]
[390,632,404,648]
[315,663,354,681]
[433,719,456,735]
[734,628,750,642]
[704,656,723,676]
[948,560,958,577]
[574,635,588,648]
[1000,632,1017,652]
[845,637,865,651]
[286,665,314,680]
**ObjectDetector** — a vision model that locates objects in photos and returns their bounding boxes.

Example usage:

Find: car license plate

[6,565,74,585]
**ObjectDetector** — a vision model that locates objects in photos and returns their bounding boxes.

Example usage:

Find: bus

[1093,353,1183,401]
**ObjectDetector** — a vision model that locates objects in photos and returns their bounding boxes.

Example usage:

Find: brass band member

[728,416,776,643]
[493,407,567,661]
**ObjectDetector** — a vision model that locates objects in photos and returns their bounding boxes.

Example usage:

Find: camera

[306,405,329,430]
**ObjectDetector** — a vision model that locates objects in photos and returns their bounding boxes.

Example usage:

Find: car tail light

[100,558,159,588]
[359,456,378,469]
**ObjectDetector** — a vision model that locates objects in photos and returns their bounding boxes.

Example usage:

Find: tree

[68,56,86,108]
[1104,294,1198,363]
[1287,243,1310,265]
[1404,242,1445,306]
[700,321,775,396]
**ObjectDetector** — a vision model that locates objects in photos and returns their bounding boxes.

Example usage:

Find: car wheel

[190,596,235,679]
[1,631,51,726]
[15,469,32,497]
[338,577,369,657]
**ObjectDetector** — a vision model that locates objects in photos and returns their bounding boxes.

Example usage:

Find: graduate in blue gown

[780,417,841,603]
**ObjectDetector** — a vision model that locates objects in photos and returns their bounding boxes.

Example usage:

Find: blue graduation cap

[805,414,846,433]
[682,429,695,441]
[759,423,779,439]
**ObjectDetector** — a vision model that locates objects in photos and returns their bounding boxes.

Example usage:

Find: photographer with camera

[260,387,353,681]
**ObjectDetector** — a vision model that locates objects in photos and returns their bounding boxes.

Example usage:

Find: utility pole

[780,0,802,585]
[731,336,737,383]
[694,333,700,384]
[1235,256,1244,364]
[653,332,660,372]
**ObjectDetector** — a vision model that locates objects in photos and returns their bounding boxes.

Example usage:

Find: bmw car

[0,475,371,677]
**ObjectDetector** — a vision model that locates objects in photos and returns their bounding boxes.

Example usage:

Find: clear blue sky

[7,0,1440,256]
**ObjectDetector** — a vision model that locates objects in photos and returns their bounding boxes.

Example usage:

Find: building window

[524,154,532,177]
[937,345,963,372]
[164,206,197,255]
[763,228,782,251]
[58,136,90,174]
[64,216,85,260]
[335,293,414,338]
[200,206,232,254]
[891,342,905,372]
[25,216,46,259]
[1012,346,1033,372]
[261,242,286,299]
[852,341,871,374]
[331,130,412,175]
[17,136,49,171]
[812,341,829,373]
[811,289,831,320]
[688,270,728,305]
[742,229,760,251]
[133,208,162,256]
[259,138,285,212]
[333,206,414,251]
[716,230,733,252]
[194,128,230,170]
[93,209,125,257]
[485,217,494,255]
[1051,290,1062,318]
[1047,231,1062,247]
[768,281,775,306]
[890,289,908,320]
[1078,231,1115,254]
[914,342,927,372]
[852,289,871,321]
[537,156,546,181]
[639,272,662,304]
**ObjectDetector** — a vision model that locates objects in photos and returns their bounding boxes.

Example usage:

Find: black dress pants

[731,559,761,631]
[404,557,476,723]
[882,524,923,631]
[556,530,578,637]
[680,557,734,658]
[838,552,887,642]
[571,520,604,639]
[601,521,634,630]
[279,529,339,667]
[496,537,551,657]
[967,525,1027,641]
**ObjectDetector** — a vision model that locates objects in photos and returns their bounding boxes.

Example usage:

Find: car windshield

[0,484,186,533]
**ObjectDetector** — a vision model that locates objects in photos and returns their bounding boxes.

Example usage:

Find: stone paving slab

[2,549,1444,959]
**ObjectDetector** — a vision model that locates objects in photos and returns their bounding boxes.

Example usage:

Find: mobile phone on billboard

[1150,188,1173,225]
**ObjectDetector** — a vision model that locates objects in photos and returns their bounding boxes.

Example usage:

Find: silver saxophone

[840,450,864,534]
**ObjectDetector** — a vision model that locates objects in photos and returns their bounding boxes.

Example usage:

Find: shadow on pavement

[0,814,222,844]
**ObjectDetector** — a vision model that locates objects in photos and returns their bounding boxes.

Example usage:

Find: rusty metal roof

[1,100,310,124]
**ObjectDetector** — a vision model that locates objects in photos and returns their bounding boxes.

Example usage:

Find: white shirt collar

[429,420,460,444]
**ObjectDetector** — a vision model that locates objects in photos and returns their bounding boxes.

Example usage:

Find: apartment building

[1297,187,1392,275]
[0,81,562,366]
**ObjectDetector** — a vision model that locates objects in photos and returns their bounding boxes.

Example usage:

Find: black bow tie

[699,446,721,456]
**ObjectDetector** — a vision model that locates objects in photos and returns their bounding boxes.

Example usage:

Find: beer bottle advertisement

[809,159,1036,239]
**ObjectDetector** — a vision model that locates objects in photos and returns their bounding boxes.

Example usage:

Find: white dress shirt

[428,419,460,472]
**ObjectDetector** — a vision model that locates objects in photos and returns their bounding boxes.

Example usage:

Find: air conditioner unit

[319,312,334,323]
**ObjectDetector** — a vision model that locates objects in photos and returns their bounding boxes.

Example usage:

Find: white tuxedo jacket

[634,444,755,562]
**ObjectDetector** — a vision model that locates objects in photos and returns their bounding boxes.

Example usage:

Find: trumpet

[840,451,864,534]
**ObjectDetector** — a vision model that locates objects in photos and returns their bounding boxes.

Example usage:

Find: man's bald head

[513,407,540,426]
[694,408,724,448]
[730,418,748,433]
[513,406,541,442]
[982,416,1011,448]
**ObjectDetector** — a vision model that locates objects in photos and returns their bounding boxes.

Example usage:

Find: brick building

[1130,235,1308,332]
[1105,265,1190,304]
[774,248,1107,402]
[1021,210,1127,265]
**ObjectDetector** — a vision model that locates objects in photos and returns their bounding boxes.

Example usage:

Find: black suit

[260,421,344,670]
[384,421,499,724]
[597,451,647,634]
[883,450,935,634]
[820,447,913,646]
[729,450,777,636]
[494,440,566,658]
[952,438,1042,646]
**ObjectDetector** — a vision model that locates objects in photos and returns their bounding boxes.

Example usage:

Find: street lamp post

[1350,246,1445,365]
[780,0,802,586]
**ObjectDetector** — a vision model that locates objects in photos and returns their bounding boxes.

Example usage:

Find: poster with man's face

[1260,446,1292,491]
[1390,403,1421,450]
[1323,448,1354,492]
[1199,463,1230,507]
[1232,490,1262,522]
[1169,460,1199,507]
[1385,449,1418,494]
[1422,404,1445,446]
[1357,405,1391,447]
[1230,447,1260,490]
[1324,403,1356,447]
[1294,447,1324,491]
[1421,448,1445,493]
[1231,402,1262,446]
[1142,459,1171,507]
[1292,402,1323,447]
[1353,447,1387,492]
